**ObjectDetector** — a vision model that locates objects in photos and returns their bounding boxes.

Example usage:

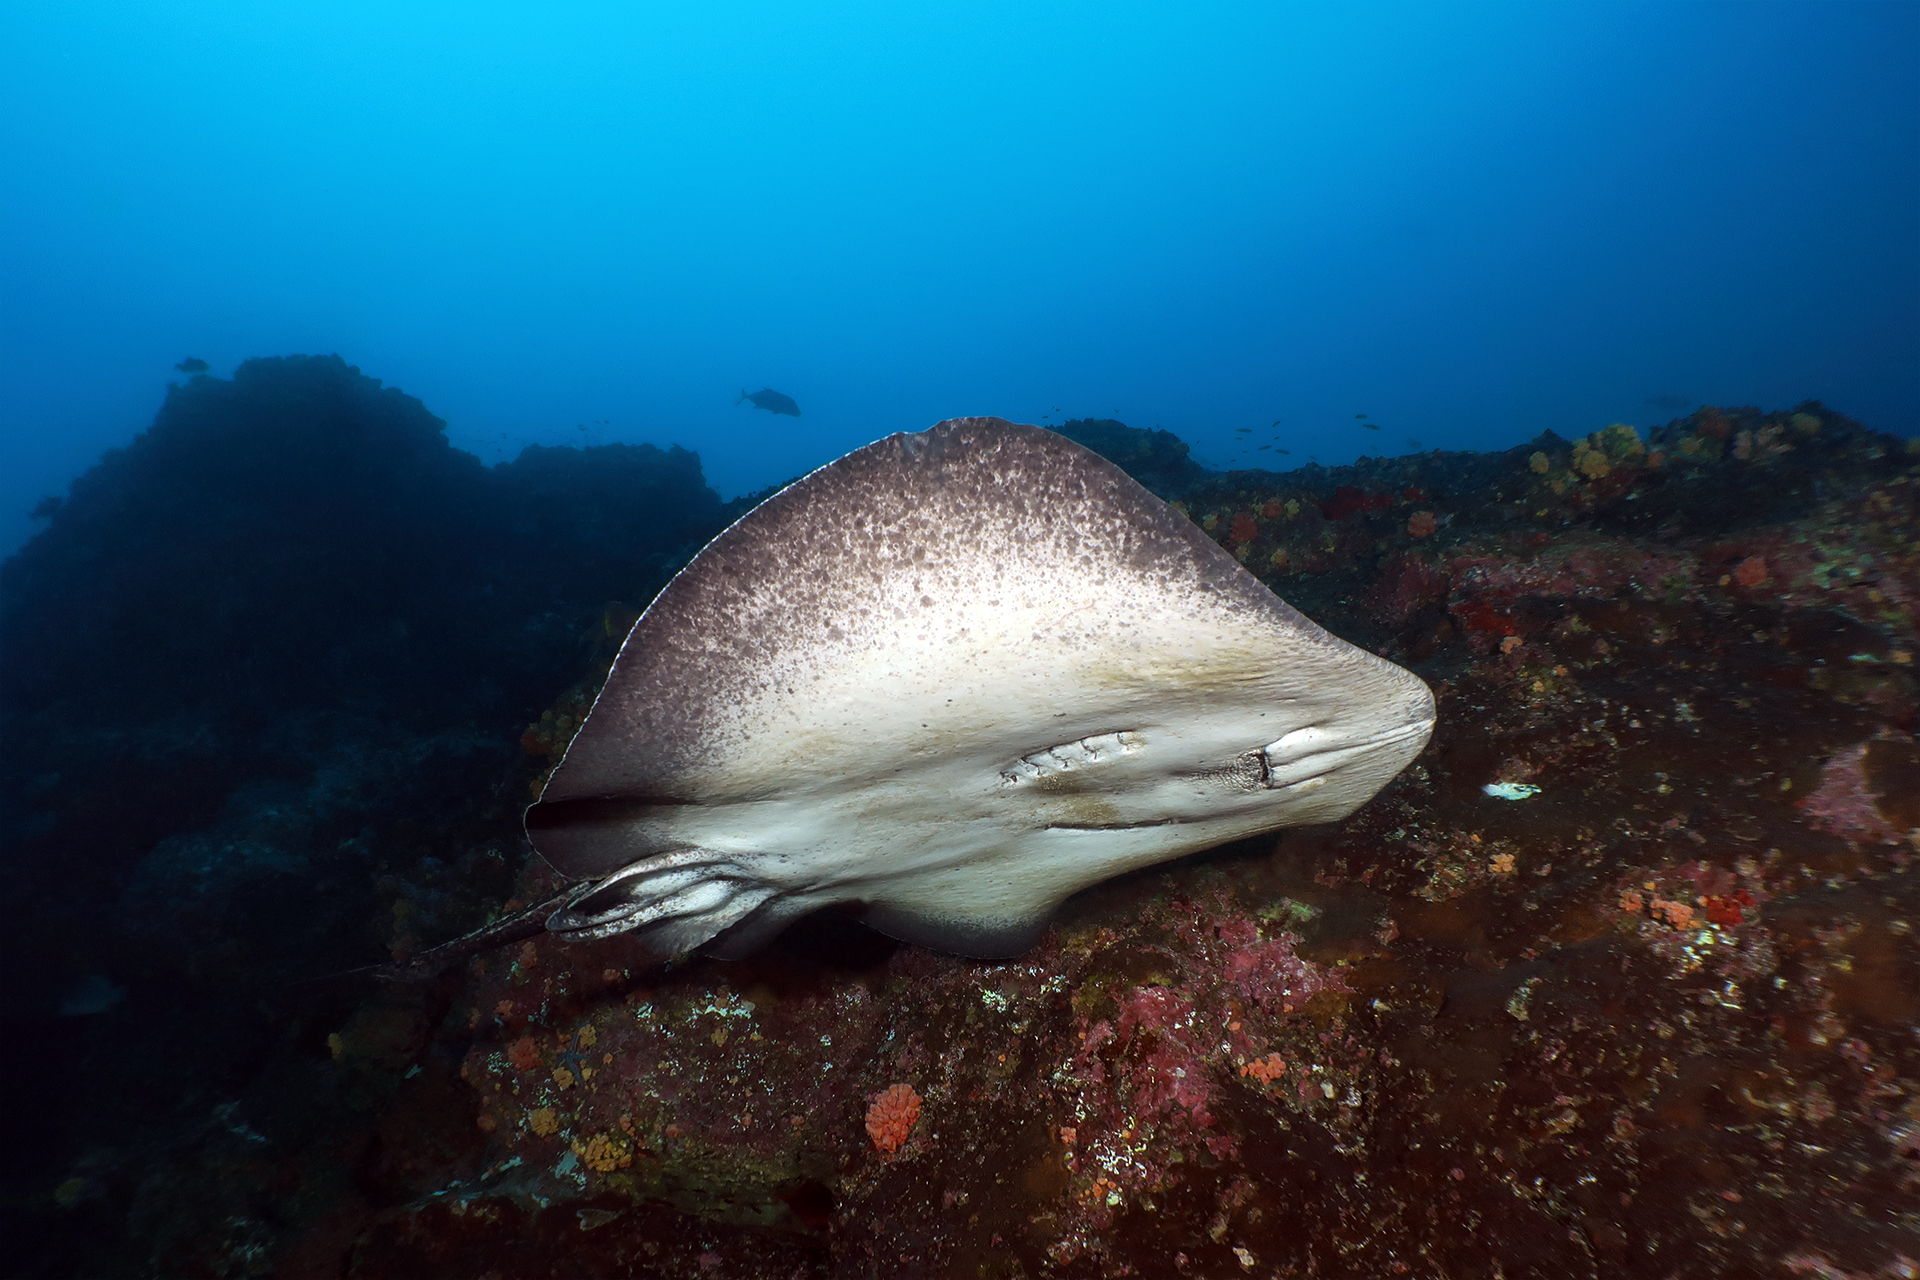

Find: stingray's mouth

[1045,816,1191,832]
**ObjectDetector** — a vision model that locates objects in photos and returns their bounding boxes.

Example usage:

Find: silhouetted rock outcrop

[0,358,736,1273]
[1054,417,1210,497]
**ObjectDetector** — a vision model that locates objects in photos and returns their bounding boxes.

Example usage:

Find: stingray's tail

[355,886,579,982]
[333,850,782,982]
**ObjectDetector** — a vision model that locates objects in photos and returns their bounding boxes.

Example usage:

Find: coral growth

[1732,553,1771,587]
[1239,1053,1287,1083]
[574,1131,633,1172]
[864,1083,921,1153]
[1802,743,1908,844]
[505,1036,540,1072]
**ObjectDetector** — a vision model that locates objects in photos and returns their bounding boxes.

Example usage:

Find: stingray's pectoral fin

[861,901,1052,959]
[544,849,777,955]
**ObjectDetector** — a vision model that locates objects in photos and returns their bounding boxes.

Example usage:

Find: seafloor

[2,357,1916,1278]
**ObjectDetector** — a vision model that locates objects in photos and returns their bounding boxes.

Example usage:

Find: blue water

[2,2,1914,555]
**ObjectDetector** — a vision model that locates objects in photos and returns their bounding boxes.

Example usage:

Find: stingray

[391,417,1433,976]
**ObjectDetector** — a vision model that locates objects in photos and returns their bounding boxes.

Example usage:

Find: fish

[174,357,209,374]
[736,387,801,417]
[391,417,1433,974]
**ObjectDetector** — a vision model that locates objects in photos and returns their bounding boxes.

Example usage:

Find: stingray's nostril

[1263,724,1335,766]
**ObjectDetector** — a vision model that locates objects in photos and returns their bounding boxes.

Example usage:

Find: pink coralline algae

[1101,985,1220,1134]
[1450,542,1698,608]
[1703,892,1753,926]
[1800,743,1906,844]
[1063,899,1351,1191]
[1361,552,1450,627]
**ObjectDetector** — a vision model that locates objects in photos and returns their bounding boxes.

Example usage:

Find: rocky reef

[3,371,1916,1278]
[0,357,740,1275]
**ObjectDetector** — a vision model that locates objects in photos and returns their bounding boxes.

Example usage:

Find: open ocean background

[1,2,1914,553]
